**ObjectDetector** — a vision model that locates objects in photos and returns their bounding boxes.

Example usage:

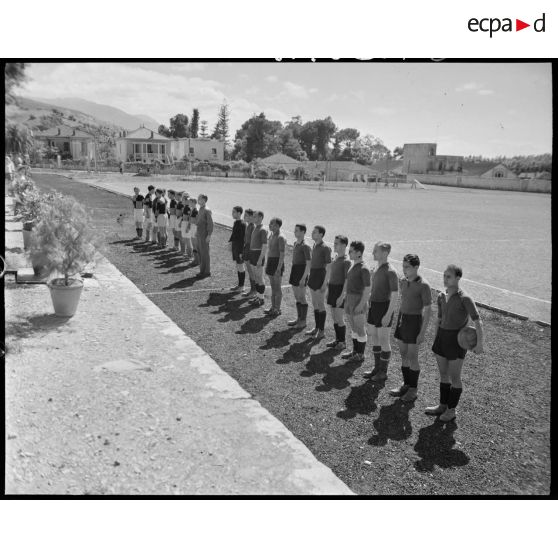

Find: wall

[170,138,225,162]
[402,143,436,173]
[407,173,551,193]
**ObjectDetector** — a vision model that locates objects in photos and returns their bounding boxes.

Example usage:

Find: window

[63,142,70,152]
[147,144,153,154]
[494,171,504,178]
[189,147,195,155]
[211,148,217,155]
[161,145,165,155]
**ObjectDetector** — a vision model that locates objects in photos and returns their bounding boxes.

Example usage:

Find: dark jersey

[133,194,144,209]
[229,219,247,245]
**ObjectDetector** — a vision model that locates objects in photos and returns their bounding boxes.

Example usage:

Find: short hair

[245,208,254,216]
[295,223,307,233]
[133,186,139,191]
[446,264,463,278]
[335,235,348,246]
[375,241,391,254]
[182,192,190,198]
[199,194,208,202]
[255,210,264,219]
[155,188,162,194]
[350,240,365,255]
[189,198,197,204]
[147,185,155,191]
[314,225,326,237]
[403,254,420,267]
[233,206,243,215]
[271,217,282,227]
[168,189,176,195]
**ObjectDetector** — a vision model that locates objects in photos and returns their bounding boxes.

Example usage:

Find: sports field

[64,171,551,323]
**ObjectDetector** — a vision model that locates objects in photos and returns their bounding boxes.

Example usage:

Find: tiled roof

[260,153,301,165]
[119,127,169,141]
[34,125,94,139]
[460,162,502,176]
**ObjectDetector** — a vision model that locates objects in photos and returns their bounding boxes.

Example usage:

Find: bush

[29,195,103,286]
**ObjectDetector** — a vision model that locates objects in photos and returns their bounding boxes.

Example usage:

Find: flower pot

[22,221,35,250]
[47,278,84,317]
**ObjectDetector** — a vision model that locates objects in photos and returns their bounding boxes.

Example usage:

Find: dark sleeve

[207,210,214,235]
[304,245,311,261]
[361,267,371,287]
[324,246,332,264]
[437,293,443,321]
[343,260,351,278]
[229,221,237,242]
[462,295,480,321]
[388,269,399,292]
[260,229,267,244]
[421,283,432,307]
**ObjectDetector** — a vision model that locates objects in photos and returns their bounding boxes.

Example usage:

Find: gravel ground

[30,173,551,495]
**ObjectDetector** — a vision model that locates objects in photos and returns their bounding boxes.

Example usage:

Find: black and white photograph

[3,60,552,498]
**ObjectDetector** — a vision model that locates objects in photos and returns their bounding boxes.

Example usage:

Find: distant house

[518,171,551,180]
[170,137,224,163]
[367,159,405,176]
[259,153,301,169]
[460,162,517,178]
[115,126,171,164]
[402,143,463,174]
[34,125,95,161]
[114,126,225,164]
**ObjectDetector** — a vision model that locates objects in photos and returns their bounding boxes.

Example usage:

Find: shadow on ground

[413,421,470,472]
[6,313,72,341]
[368,399,414,446]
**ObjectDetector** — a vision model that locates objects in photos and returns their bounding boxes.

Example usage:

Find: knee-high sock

[300,304,308,322]
[380,350,391,373]
[401,366,410,384]
[440,382,452,405]
[373,346,381,370]
[407,369,420,388]
[314,309,319,328]
[238,271,245,287]
[338,324,346,342]
[447,387,462,408]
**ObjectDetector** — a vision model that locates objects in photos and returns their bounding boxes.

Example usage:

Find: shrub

[29,195,103,286]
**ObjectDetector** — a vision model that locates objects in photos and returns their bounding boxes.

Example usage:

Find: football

[458,326,477,350]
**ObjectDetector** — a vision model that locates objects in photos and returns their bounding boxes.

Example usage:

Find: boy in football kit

[153,188,169,248]
[341,241,372,362]
[326,235,351,350]
[264,218,287,316]
[167,190,179,250]
[143,185,156,243]
[249,210,268,307]
[132,187,144,240]
[196,194,213,277]
[242,209,256,296]
[390,254,432,402]
[228,206,247,291]
[305,225,332,340]
[426,264,484,422]
[187,198,199,265]
[174,192,185,252]
[363,241,399,382]
[287,224,312,328]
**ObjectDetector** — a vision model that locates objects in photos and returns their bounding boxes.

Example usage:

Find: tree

[169,114,189,138]
[158,124,171,137]
[200,120,209,138]
[297,117,337,160]
[212,100,231,146]
[279,128,306,160]
[190,108,200,138]
[5,123,34,154]
[334,128,360,160]
[5,63,27,105]
[233,113,283,162]
[393,146,404,159]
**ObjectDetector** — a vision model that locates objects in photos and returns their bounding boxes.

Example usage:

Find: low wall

[408,173,551,193]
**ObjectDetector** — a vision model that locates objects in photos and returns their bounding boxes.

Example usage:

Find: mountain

[29,97,160,131]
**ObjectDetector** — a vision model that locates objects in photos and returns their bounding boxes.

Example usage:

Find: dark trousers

[197,234,211,275]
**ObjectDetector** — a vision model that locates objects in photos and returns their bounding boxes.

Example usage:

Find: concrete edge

[93,255,354,495]
[36,173,552,328]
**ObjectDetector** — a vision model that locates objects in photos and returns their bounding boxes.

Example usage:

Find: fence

[407,173,551,193]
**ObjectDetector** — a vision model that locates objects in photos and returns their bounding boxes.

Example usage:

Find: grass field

[65,171,551,323]
[30,173,552,495]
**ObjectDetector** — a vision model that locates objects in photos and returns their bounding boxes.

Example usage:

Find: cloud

[283,81,314,99]
[21,62,225,125]
[266,75,278,83]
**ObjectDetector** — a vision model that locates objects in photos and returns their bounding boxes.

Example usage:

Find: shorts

[174,218,182,232]
[232,243,244,264]
[249,249,264,267]
[432,327,467,360]
[308,268,326,291]
[367,300,393,327]
[189,224,197,238]
[265,256,284,276]
[344,293,368,315]
[180,221,190,238]
[168,215,177,230]
[327,283,345,308]
[394,313,423,344]
[144,212,154,226]
[134,209,144,222]
[243,244,251,262]
[156,214,168,227]
[289,264,307,286]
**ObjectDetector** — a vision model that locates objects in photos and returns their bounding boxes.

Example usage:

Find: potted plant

[29,195,102,317]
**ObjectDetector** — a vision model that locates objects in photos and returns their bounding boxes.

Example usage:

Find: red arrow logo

[516,19,530,31]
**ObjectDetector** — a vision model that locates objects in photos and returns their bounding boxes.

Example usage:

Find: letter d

[534,13,545,32]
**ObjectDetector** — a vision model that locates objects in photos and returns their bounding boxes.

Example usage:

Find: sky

[17,61,552,158]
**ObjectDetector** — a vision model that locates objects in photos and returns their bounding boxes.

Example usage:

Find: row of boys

[227,207,485,423]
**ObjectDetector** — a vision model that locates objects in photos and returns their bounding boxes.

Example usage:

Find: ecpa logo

[468,13,546,37]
